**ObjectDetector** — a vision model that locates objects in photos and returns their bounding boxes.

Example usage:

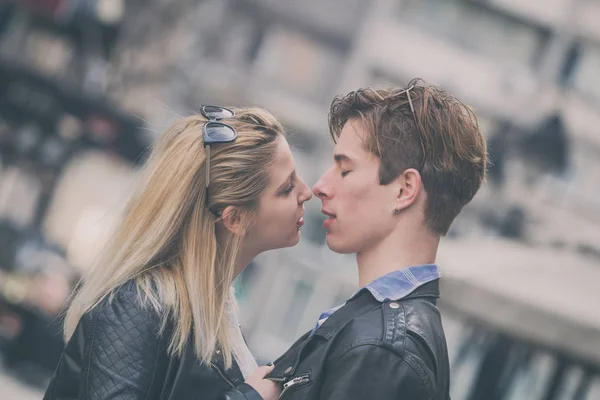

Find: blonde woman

[43,106,312,400]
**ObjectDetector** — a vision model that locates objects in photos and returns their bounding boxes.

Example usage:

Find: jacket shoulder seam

[404,352,435,399]
[337,342,434,397]
[341,337,382,355]
[338,302,408,355]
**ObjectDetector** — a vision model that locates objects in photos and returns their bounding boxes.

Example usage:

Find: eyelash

[341,171,350,177]
[282,183,295,195]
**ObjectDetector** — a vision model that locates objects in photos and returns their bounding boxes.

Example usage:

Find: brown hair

[328,78,487,235]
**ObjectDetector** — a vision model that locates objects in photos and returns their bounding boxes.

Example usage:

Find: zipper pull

[283,376,307,389]
[280,374,310,398]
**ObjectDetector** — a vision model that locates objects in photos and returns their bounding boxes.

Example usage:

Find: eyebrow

[334,153,353,164]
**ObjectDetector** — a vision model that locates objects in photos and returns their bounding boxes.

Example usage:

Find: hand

[244,364,281,400]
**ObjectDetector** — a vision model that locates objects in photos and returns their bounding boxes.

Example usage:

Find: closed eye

[282,183,296,195]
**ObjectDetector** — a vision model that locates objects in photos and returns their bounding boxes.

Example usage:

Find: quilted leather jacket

[43,281,263,400]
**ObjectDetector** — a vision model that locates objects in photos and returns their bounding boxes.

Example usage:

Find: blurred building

[106,0,600,247]
[1,0,599,398]
[0,0,146,389]
[129,0,598,398]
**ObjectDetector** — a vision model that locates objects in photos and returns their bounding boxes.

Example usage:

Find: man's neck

[356,230,439,288]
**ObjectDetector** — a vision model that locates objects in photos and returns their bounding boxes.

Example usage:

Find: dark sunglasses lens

[203,106,234,120]
[204,123,237,143]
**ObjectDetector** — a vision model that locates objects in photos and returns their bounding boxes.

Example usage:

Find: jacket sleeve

[318,344,435,400]
[44,285,264,400]
[75,295,262,400]
[222,383,264,400]
[46,288,170,400]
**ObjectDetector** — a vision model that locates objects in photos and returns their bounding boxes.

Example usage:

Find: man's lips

[321,209,336,229]
[321,209,336,218]
[323,217,335,229]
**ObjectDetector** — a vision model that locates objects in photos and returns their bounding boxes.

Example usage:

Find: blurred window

[566,40,600,102]
[204,11,266,66]
[23,30,74,77]
[445,320,600,400]
[585,376,600,400]
[253,26,344,102]
[370,68,409,89]
[553,366,586,400]
[448,326,489,399]
[503,351,558,399]
[564,141,600,207]
[193,2,348,101]
[41,150,135,271]
[255,0,366,38]
[0,167,42,228]
[398,0,550,67]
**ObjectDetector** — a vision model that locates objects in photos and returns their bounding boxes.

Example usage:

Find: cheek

[255,199,296,235]
[253,210,277,236]
[340,177,378,215]
[337,181,394,240]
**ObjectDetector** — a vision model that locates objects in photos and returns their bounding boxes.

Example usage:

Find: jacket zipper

[279,374,310,399]
[211,363,235,388]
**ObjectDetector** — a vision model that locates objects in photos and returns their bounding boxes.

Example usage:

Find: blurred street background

[0,0,599,399]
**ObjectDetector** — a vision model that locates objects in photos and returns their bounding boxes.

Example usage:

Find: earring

[393,208,400,215]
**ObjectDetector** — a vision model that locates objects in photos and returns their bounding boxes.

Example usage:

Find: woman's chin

[287,228,303,247]
[286,230,302,247]
[264,230,302,252]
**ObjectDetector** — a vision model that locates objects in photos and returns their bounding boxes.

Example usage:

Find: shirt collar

[307,264,440,339]
[352,264,440,303]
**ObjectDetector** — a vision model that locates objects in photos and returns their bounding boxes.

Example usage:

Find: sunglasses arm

[205,144,211,188]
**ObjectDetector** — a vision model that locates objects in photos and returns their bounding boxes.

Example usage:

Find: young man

[267,78,487,399]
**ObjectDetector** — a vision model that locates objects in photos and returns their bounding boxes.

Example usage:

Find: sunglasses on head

[200,105,237,188]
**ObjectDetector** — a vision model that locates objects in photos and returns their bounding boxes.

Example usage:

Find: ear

[220,205,246,236]
[394,168,422,213]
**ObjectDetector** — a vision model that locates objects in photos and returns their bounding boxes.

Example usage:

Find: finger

[255,363,275,378]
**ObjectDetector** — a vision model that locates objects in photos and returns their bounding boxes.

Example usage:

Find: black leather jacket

[43,281,262,400]
[266,280,450,400]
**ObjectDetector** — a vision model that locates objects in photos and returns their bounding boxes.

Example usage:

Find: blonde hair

[64,108,285,368]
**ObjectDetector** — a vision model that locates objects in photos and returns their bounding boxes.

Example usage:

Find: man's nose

[312,175,331,200]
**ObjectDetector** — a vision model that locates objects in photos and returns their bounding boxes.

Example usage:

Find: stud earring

[393,208,400,215]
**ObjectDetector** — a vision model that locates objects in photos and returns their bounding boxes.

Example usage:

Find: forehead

[268,136,294,182]
[335,120,372,158]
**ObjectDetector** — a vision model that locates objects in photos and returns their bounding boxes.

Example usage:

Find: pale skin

[219,135,312,399]
[312,119,440,287]
[231,118,441,398]
[244,365,279,399]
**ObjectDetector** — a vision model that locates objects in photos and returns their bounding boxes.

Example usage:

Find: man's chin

[325,234,356,254]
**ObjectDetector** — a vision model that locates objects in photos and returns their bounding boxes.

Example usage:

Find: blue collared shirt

[310,264,440,336]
